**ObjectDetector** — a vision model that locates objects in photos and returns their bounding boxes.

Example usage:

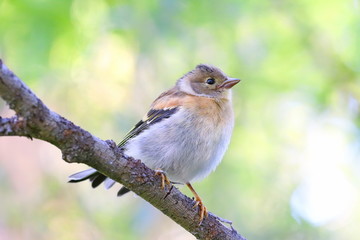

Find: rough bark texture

[0,59,247,240]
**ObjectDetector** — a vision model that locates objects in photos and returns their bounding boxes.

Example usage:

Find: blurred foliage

[0,0,359,239]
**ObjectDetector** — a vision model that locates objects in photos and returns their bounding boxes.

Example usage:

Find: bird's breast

[124,97,234,183]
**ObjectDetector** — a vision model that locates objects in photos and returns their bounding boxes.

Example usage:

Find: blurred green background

[0,0,359,239]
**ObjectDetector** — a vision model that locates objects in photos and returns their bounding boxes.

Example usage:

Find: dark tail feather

[91,174,107,188]
[69,168,110,188]
[117,186,130,197]
[69,168,130,196]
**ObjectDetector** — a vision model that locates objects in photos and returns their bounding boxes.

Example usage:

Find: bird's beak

[218,78,241,89]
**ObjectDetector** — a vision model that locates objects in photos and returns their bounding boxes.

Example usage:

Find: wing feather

[117,107,179,147]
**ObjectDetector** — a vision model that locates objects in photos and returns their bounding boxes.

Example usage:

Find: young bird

[69,64,240,223]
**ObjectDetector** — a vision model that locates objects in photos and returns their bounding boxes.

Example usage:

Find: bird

[69,64,240,223]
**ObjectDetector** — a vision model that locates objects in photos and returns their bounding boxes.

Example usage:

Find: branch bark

[0,59,247,240]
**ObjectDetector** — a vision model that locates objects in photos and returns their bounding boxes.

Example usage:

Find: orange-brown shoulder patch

[151,87,187,110]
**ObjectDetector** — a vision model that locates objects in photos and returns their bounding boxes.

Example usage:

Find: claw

[193,197,208,224]
[155,169,171,189]
[187,183,208,224]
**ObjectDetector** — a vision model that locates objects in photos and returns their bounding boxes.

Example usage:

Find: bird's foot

[155,169,171,189]
[186,183,208,224]
[193,196,208,224]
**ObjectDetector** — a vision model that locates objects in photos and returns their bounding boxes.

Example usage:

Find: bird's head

[177,64,240,99]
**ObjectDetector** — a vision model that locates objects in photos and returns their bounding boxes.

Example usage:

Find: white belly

[124,108,234,183]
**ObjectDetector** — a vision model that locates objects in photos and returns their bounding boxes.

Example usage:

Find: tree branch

[0,59,246,240]
[0,116,28,137]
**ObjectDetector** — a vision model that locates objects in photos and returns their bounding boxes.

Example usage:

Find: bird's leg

[186,182,208,224]
[155,169,171,189]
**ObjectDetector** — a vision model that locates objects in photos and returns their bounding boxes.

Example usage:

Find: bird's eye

[206,78,215,85]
